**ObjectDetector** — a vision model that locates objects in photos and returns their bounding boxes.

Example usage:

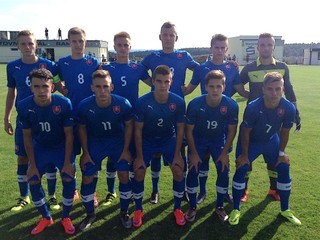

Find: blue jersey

[56,54,100,114]
[102,61,150,106]
[17,94,74,147]
[242,97,295,143]
[142,50,199,97]
[7,57,58,106]
[190,60,241,96]
[77,94,133,140]
[186,95,238,146]
[135,92,186,144]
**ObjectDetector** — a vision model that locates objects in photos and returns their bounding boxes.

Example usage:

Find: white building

[303,48,320,65]
[0,31,108,63]
[228,35,284,65]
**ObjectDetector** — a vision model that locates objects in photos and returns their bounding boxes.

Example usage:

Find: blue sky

[0,0,318,50]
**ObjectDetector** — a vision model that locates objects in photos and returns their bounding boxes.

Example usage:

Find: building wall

[303,48,320,65]
[228,35,284,65]
[0,39,108,63]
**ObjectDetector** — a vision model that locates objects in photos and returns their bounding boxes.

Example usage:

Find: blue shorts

[190,141,224,162]
[142,137,176,167]
[82,137,129,176]
[33,142,75,177]
[236,134,279,166]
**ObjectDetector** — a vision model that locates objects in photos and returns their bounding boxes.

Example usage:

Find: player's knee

[118,171,129,184]
[172,166,184,181]
[134,169,146,182]
[17,156,28,164]
[82,175,94,184]
[28,175,40,185]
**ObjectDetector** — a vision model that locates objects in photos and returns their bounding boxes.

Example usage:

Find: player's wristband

[279,151,285,157]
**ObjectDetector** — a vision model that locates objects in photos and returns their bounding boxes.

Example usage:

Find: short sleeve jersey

[240,58,296,103]
[186,95,238,145]
[241,96,296,142]
[134,92,186,144]
[142,50,199,97]
[17,94,74,147]
[7,57,58,106]
[77,94,133,140]
[190,60,241,97]
[56,54,100,113]
[102,61,150,106]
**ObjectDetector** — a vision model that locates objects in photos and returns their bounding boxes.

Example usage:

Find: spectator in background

[58,28,62,40]
[45,28,49,40]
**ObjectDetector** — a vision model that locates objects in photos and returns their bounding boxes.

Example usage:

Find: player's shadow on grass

[77,198,175,240]
[251,215,286,240]
[185,196,275,240]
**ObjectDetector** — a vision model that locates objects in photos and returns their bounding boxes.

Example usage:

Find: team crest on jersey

[86,58,93,66]
[169,103,176,112]
[176,53,183,59]
[277,108,285,117]
[52,105,61,114]
[39,63,47,69]
[226,64,231,70]
[220,106,228,114]
[113,105,120,114]
[131,63,138,69]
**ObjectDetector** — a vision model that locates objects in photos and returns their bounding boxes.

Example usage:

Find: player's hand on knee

[80,153,95,170]
[62,162,75,178]
[276,154,290,167]
[27,166,40,183]
[236,155,250,169]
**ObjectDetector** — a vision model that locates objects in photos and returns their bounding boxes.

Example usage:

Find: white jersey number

[102,121,112,130]
[121,76,127,86]
[157,118,163,127]
[78,73,85,84]
[207,120,218,129]
[39,122,51,132]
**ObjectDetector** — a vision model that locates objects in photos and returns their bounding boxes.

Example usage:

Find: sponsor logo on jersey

[169,103,176,112]
[39,63,47,69]
[53,105,61,114]
[277,108,285,117]
[113,105,120,114]
[220,106,228,114]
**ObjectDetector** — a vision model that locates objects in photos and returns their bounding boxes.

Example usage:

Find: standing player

[185,70,238,223]
[77,70,134,230]
[228,72,301,226]
[132,65,186,227]
[56,27,100,206]
[239,32,301,202]
[101,31,151,207]
[4,30,60,212]
[17,69,76,235]
[142,21,199,203]
[183,34,248,204]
